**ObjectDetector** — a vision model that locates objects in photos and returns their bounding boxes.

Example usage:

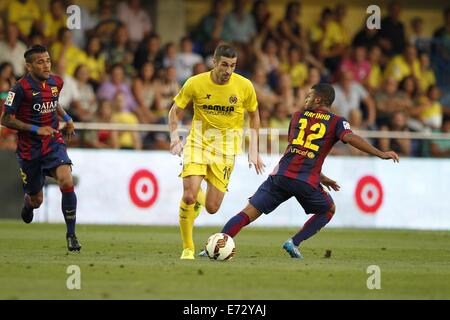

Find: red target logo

[354,175,383,214]
[129,169,159,208]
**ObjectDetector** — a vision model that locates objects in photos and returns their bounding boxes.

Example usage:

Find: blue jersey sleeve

[4,83,24,115]
[335,117,353,142]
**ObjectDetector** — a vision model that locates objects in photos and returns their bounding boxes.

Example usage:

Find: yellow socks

[179,189,206,254]
[179,199,196,250]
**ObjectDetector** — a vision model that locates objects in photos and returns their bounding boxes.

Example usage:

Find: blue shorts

[17,143,72,195]
[249,175,334,215]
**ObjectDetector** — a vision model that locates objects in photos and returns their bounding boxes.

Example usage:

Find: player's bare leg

[204,182,226,214]
[21,191,43,224]
[52,165,80,252]
[179,175,204,259]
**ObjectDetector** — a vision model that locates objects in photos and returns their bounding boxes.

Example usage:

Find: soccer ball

[205,233,236,261]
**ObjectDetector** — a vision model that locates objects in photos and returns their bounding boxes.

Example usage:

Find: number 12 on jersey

[292,118,326,151]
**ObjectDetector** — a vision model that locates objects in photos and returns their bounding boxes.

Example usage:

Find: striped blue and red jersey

[3,73,65,160]
[272,107,353,188]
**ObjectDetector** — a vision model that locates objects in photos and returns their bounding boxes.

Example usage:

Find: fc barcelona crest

[51,86,59,97]
[229,95,238,104]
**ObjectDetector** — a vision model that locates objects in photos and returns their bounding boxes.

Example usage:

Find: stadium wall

[31,149,450,231]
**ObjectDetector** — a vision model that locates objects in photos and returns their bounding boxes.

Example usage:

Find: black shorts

[17,143,72,195]
[249,175,334,215]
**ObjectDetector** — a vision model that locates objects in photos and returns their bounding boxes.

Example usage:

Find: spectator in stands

[339,45,371,84]
[85,36,106,86]
[408,17,429,53]
[42,0,67,44]
[269,101,291,153]
[50,28,88,76]
[162,42,177,69]
[397,75,429,132]
[74,64,97,121]
[174,36,203,85]
[384,44,421,82]
[7,0,41,39]
[429,116,450,157]
[252,69,279,112]
[419,85,444,130]
[192,62,208,75]
[374,77,412,127]
[352,21,381,49]
[251,0,275,41]
[297,66,321,109]
[418,52,436,94]
[117,0,152,50]
[0,62,15,94]
[29,32,45,47]
[134,33,164,72]
[309,7,346,75]
[280,46,308,90]
[254,37,280,78]
[0,23,27,77]
[379,111,411,156]
[97,63,139,115]
[432,7,450,60]
[222,0,256,44]
[67,0,98,49]
[192,0,227,56]
[132,61,161,124]
[56,59,86,123]
[277,1,306,52]
[332,70,376,129]
[159,66,180,113]
[85,100,118,149]
[92,0,122,48]
[378,1,406,57]
[111,91,142,150]
[104,25,135,77]
[275,72,299,115]
[366,45,383,92]
[276,2,325,74]
[331,4,350,48]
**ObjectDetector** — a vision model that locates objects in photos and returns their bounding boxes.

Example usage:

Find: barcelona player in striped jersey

[204,83,399,259]
[0,45,80,251]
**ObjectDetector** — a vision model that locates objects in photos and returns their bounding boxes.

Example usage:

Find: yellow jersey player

[168,43,265,260]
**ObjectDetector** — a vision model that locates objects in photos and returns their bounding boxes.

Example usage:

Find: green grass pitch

[1,220,450,299]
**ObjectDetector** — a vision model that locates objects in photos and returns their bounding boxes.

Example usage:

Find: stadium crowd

[0,0,449,157]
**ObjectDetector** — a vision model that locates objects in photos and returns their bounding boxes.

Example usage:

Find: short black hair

[24,45,48,63]
[311,83,335,106]
[214,43,237,61]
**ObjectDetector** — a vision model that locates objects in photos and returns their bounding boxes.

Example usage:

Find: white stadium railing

[70,122,450,141]
[1,122,450,140]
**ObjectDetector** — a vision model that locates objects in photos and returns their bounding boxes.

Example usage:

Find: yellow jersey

[384,55,421,82]
[111,112,139,149]
[174,71,258,158]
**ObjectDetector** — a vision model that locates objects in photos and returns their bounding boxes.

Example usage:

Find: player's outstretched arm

[320,173,340,191]
[168,103,183,156]
[1,113,56,136]
[248,110,265,174]
[342,133,400,163]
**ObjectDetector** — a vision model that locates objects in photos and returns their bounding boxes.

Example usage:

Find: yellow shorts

[180,157,235,193]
